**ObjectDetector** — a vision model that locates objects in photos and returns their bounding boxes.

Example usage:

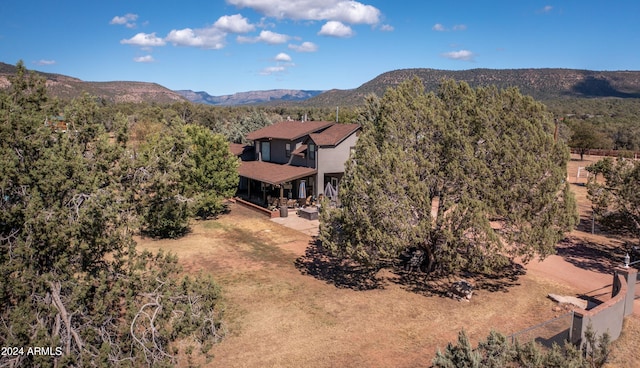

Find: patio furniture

[298,207,318,220]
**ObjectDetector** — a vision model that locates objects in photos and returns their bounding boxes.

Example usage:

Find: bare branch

[49,281,84,354]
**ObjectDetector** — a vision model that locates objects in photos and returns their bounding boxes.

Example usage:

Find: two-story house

[237,120,360,207]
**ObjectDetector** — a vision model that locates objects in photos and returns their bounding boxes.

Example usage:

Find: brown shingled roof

[309,123,360,147]
[229,143,248,156]
[246,121,335,141]
[238,161,316,185]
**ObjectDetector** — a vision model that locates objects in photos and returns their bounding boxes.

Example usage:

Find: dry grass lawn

[137,153,639,367]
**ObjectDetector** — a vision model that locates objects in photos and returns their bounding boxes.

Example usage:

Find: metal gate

[509,311,574,348]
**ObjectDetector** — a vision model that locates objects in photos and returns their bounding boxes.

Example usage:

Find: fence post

[616,266,638,317]
[567,310,575,344]
[570,311,582,346]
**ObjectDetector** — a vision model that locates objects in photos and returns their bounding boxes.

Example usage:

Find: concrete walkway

[271,212,319,237]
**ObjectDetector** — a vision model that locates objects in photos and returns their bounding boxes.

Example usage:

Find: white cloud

[441,50,476,61]
[166,27,226,49]
[238,30,290,44]
[288,41,318,52]
[214,14,255,33]
[380,24,394,32]
[433,23,467,32]
[260,66,286,75]
[110,13,138,28]
[120,32,166,47]
[133,55,155,63]
[275,52,292,62]
[262,53,295,76]
[541,5,553,13]
[34,59,56,66]
[226,0,381,24]
[258,30,289,44]
[236,35,252,43]
[318,21,354,38]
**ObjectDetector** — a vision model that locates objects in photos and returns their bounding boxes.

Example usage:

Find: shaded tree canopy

[320,78,577,275]
[587,157,640,245]
[566,119,612,160]
[1,61,224,366]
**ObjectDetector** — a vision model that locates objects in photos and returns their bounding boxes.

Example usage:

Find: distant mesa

[175,89,325,106]
[0,61,185,104]
[2,61,640,106]
[303,68,640,107]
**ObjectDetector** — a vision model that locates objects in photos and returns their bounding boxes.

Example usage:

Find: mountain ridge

[302,68,640,107]
[0,62,186,104]
[3,62,640,106]
[175,89,324,106]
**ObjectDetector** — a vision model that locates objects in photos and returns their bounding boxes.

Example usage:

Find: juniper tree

[135,121,194,238]
[183,124,239,219]
[587,157,640,247]
[567,120,612,160]
[134,122,239,237]
[0,62,224,366]
[432,330,482,368]
[434,328,610,368]
[320,78,577,274]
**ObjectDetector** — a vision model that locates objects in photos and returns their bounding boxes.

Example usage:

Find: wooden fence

[570,148,640,159]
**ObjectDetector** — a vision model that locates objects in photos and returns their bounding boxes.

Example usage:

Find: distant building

[44,115,67,132]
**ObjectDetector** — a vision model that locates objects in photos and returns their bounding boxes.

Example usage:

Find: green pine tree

[321,78,578,274]
[183,124,239,219]
[1,62,225,366]
[587,157,640,247]
[433,330,482,368]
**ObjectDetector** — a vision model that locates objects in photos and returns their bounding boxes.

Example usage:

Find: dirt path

[523,249,640,315]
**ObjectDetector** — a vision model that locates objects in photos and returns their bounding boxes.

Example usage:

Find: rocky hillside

[304,68,640,107]
[0,62,186,104]
[4,62,640,107]
[176,89,324,105]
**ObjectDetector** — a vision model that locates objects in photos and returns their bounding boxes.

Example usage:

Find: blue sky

[1,1,639,95]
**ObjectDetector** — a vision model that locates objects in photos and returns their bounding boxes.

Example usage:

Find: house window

[308,143,316,160]
[285,143,291,157]
[261,141,271,161]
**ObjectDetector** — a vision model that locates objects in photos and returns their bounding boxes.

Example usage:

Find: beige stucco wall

[314,132,358,195]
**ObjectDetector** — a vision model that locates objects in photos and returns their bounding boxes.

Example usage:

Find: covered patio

[237,161,317,209]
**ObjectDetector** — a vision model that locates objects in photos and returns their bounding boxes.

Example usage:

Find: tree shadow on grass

[295,239,527,295]
[389,261,525,297]
[473,262,526,292]
[556,236,624,274]
[294,238,383,290]
[140,226,192,240]
[388,269,451,297]
[575,217,595,233]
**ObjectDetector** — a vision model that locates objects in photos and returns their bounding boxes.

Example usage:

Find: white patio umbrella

[298,180,306,199]
[324,182,337,200]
